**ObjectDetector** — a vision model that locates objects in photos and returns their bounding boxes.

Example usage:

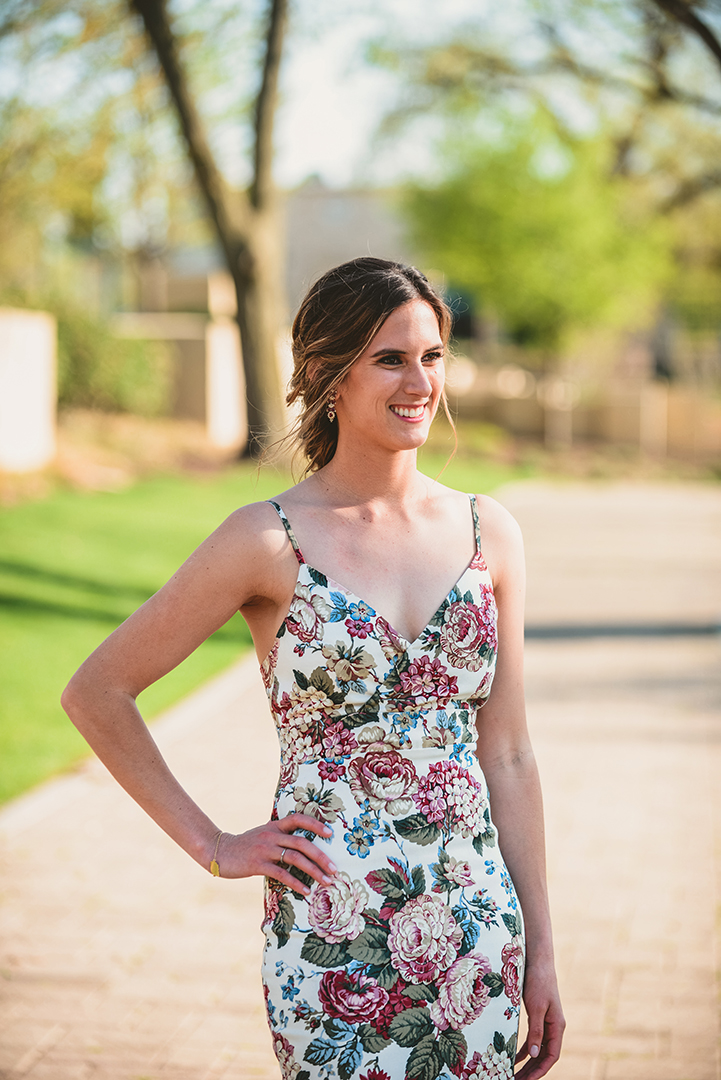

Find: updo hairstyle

[286,257,453,474]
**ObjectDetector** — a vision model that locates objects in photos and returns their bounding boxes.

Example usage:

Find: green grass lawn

[0,448,528,805]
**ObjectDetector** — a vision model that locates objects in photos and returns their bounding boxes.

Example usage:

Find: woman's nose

[404,359,434,395]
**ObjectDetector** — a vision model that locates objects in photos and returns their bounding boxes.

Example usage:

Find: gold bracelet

[210,829,224,877]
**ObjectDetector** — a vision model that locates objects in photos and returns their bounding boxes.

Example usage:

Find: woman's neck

[309,443,431,509]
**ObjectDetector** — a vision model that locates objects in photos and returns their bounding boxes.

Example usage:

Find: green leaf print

[395,813,441,846]
[410,864,426,896]
[507,1031,518,1063]
[374,961,399,989]
[338,1040,363,1080]
[501,911,522,936]
[483,971,505,998]
[309,667,335,697]
[304,1038,339,1066]
[405,1033,444,1080]
[438,1029,468,1071]
[344,689,381,728]
[358,1024,392,1053]
[347,923,391,965]
[272,896,295,948]
[463,589,474,604]
[300,932,350,968]
[293,668,310,690]
[307,567,329,588]
[388,1006,434,1047]
[364,867,407,899]
[403,983,439,1002]
[323,1018,355,1042]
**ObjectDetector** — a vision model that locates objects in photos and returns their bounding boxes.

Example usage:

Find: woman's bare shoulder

[474,492,523,545]
[186,498,297,589]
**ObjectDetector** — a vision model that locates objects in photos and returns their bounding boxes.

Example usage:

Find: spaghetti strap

[267,501,305,565]
[469,492,482,554]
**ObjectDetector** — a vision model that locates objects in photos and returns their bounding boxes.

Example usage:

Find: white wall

[0,309,57,473]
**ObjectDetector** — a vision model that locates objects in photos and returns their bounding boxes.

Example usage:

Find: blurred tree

[130,0,287,454]
[373,0,721,353]
[0,0,288,452]
[404,116,671,354]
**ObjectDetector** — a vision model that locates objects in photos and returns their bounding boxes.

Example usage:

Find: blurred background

[0,1,720,1078]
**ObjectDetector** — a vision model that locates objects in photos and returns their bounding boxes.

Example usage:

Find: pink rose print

[439,594,497,671]
[413,759,488,837]
[263,884,280,929]
[387,893,463,983]
[307,872,368,944]
[318,970,389,1023]
[260,639,279,688]
[399,655,459,704]
[371,978,416,1038]
[429,953,492,1030]
[501,935,524,1007]
[272,1031,301,1080]
[360,1070,392,1080]
[375,615,407,659]
[347,743,418,816]
[286,584,332,644]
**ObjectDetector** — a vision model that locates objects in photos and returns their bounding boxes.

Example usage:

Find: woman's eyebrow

[370,344,443,356]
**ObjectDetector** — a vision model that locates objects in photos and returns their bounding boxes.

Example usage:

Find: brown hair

[285,257,453,474]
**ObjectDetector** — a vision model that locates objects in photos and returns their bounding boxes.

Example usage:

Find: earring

[326,389,337,423]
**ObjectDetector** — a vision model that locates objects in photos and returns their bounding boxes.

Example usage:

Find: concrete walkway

[1,481,720,1080]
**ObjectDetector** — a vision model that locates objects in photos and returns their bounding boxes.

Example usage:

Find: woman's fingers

[275,842,335,886]
[214,814,338,889]
[515,999,565,1079]
[277,812,333,838]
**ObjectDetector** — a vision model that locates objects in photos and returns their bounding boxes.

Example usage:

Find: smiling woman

[62,257,564,1080]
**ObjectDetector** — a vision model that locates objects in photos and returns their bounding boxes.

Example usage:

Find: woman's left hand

[514,960,565,1078]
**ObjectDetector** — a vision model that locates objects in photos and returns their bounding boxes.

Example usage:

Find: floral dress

[259,496,524,1080]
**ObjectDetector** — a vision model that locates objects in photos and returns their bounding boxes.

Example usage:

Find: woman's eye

[378,355,402,365]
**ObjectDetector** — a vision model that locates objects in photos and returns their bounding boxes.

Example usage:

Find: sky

[272,0,537,188]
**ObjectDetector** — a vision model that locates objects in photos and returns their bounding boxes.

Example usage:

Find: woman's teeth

[391,406,425,418]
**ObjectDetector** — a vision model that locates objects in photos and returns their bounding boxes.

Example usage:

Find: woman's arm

[475,496,565,1079]
[61,502,338,892]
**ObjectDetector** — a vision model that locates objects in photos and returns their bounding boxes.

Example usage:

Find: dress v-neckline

[300,555,482,650]
[269,495,484,650]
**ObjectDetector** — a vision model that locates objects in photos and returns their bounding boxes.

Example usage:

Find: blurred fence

[448,361,721,460]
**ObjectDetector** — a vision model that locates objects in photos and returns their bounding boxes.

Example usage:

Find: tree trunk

[129,0,288,454]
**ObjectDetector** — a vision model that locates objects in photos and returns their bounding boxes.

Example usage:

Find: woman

[62,258,564,1080]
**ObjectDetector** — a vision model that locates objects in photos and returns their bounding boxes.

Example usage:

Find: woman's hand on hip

[210,814,338,892]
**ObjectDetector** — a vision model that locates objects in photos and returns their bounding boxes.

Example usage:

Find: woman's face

[335,299,445,453]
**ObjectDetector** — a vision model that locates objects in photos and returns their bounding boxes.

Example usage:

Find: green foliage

[404,116,673,349]
[55,305,172,415]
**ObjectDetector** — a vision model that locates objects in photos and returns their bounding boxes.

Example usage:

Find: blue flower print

[501,870,518,909]
[328,591,349,623]
[344,822,373,857]
[281,975,300,1001]
[348,601,375,623]
[484,860,496,875]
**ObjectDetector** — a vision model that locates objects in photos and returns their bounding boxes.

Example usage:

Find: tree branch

[129,0,246,269]
[660,166,721,210]
[650,0,721,73]
[250,0,288,210]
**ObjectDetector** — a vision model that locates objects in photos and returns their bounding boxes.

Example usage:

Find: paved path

[1,482,720,1080]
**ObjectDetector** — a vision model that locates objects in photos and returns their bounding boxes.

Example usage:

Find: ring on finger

[279,847,287,867]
